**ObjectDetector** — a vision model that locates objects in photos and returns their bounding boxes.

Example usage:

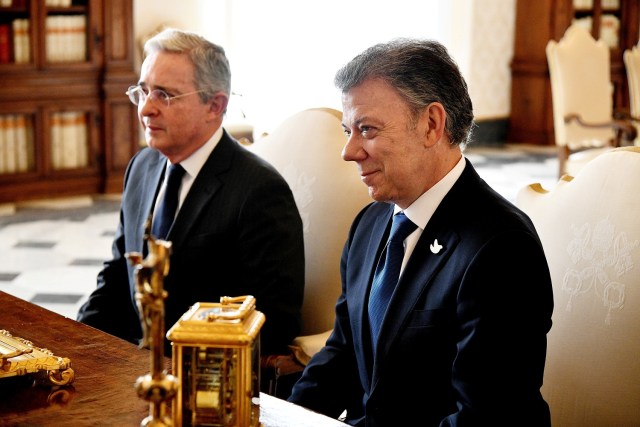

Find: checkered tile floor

[0,144,558,320]
[0,196,121,319]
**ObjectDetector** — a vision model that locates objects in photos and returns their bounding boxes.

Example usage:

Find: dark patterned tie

[151,163,185,240]
[368,212,417,346]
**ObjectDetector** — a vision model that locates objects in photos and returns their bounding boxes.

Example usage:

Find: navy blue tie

[151,163,185,240]
[368,212,417,346]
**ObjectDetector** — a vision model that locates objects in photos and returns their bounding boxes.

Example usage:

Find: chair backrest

[546,24,615,149]
[516,147,640,426]
[624,45,640,118]
[624,45,640,144]
[247,108,371,336]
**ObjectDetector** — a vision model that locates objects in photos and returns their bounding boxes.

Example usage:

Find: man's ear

[208,92,229,117]
[421,102,447,147]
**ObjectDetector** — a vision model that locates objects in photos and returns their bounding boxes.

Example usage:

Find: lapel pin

[430,239,443,254]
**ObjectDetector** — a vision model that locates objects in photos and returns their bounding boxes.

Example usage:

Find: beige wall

[132,0,212,72]
[132,0,516,129]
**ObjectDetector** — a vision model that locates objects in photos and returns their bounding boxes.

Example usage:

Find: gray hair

[143,28,231,104]
[334,38,475,146]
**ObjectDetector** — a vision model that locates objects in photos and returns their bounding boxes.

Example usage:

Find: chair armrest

[260,353,305,398]
[564,113,637,145]
[291,329,333,366]
[259,329,332,398]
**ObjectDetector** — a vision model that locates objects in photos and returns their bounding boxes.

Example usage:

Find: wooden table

[0,291,347,427]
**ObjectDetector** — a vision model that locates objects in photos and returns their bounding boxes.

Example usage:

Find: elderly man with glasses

[77,29,305,372]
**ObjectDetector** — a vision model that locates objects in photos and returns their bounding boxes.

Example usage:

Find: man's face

[340,78,438,208]
[137,51,216,163]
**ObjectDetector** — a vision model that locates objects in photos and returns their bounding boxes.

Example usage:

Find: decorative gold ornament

[0,329,75,386]
[126,224,179,427]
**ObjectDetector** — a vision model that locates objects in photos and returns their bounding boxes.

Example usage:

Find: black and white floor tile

[0,144,559,320]
[0,196,121,319]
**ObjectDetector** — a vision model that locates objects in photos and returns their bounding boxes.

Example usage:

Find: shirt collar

[168,126,224,178]
[398,155,466,230]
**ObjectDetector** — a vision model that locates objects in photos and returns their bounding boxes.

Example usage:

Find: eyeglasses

[125,85,205,107]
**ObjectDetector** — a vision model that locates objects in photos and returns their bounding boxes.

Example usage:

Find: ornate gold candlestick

[126,226,179,427]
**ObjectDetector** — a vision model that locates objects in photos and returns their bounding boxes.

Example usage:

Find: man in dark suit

[288,39,554,426]
[76,28,304,360]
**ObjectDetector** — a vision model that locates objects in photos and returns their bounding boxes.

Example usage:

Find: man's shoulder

[230,141,294,184]
[350,201,389,234]
[123,147,163,181]
[130,145,161,165]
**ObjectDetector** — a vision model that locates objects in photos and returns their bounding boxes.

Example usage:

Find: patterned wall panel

[468,0,516,120]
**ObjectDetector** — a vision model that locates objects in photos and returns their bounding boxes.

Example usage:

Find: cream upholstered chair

[546,24,636,178]
[623,45,640,145]
[516,147,640,426]
[247,107,371,396]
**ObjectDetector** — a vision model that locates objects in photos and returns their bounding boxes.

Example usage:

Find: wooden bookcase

[509,0,639,145]
[0,0,138,203]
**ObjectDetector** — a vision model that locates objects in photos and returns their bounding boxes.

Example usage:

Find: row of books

[0,114,33,175]
[573,0,620,9]
[0,0,27,7]
[0,0,74,7]
[51,111,89,170]
[46,15,87,62]
[0,15,86,64]
[45,0,74,6]
[0,112,89,175]
[573,14,620,48]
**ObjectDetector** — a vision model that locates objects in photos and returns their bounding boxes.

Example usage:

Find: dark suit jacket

[77,131,305,356]
[289,161,553,426]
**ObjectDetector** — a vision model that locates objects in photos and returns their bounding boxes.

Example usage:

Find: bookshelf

[509,0,639,145]
[0,0,138,203]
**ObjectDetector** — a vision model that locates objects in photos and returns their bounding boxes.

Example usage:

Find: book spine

[12,19,29,64]
[25,115,33,171]
[15,114,29,172]
[21,19,29,63]
[0,24,11,64]
[61,111,78,168]
[45,16,58,63]
[51,112,63,170]
[74,15,87,62]
[4,115,17,173]
[75,112,88,167]
[0,115,6,174]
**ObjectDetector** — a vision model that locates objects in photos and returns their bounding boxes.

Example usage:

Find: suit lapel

[372,225,460,373]
[348,204,393,390]
[134,153,165,253]
[165,133,234,249]
[368,160,481,387]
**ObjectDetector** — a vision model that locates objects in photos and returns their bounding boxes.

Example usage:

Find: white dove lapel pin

[430,239,443,254]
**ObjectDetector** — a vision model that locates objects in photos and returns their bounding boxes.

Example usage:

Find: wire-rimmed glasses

[125,85,205,107]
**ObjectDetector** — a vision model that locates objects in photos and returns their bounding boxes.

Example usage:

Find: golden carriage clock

[167,295,265,427]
